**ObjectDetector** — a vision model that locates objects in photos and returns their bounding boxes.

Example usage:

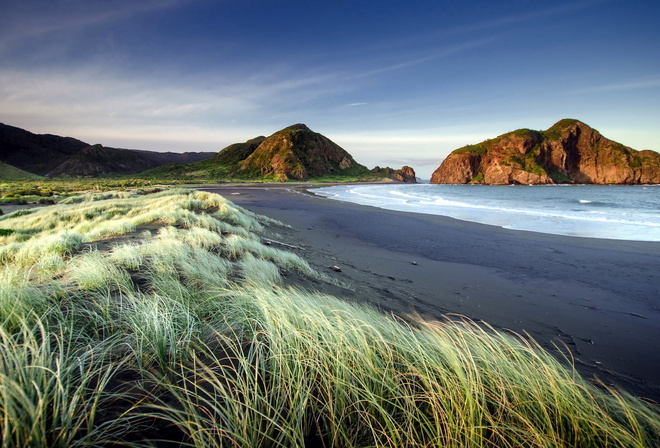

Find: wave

[314,184,660,241]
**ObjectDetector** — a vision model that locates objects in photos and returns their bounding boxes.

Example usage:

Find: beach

[203,185,660,402]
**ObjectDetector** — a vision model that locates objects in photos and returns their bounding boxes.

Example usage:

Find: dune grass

[0,188,658,447]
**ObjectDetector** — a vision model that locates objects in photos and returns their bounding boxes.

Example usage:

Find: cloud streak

[349,37,497,80]
[0,67,256,135]
[0,0,202,54]
[0,59,355,149]
[577,76,660,93]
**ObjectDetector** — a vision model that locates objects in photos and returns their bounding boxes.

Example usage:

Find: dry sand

[202,184,660,402]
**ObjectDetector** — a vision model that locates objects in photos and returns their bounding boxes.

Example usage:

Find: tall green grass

[150,287,658,447]
[0,320,132,447]
[0,188,658,446]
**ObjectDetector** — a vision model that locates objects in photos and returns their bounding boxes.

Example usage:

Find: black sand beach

[203,185,660,402]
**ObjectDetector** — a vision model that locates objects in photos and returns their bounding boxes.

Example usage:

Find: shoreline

[202,185,660,402]
[307,183,660,243]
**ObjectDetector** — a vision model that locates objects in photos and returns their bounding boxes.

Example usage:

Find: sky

[1,0,659,179]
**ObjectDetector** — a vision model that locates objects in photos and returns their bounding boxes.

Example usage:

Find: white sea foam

[314,184,660,241]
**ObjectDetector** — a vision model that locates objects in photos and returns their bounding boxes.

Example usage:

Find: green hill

[139,136,267,180]
[0,161,42,180]
[233,124,370,181]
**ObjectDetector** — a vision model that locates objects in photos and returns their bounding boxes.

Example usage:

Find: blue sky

[1,0,659,178]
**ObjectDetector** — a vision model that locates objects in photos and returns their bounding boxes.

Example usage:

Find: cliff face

[234,124,369,181]
[431,119,660,185]
[394,165,417,183]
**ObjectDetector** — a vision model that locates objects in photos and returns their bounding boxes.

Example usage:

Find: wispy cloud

[0,0,202,54]
[454,0,608,36]
[338,2,607,82]
[350,37,496,80]
[577,76,660,93]
[0,58,355,150]
[0,67,253,122]
[409,0,610,44]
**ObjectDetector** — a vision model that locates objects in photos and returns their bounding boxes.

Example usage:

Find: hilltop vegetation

[0,188,658,446]
[139,136,268,180]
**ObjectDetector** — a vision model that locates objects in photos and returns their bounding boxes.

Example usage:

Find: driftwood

[262,238,304,250]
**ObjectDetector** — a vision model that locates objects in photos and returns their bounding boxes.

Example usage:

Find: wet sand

[203,185,660,402]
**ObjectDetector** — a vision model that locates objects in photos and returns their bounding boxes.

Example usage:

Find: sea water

[313,184,660,242]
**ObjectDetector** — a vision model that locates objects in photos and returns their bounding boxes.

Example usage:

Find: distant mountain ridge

[0,123,215,177]
[0,123,89,176]
[47,145,175,177]
[431,119,660,185]
[1,122,415,182]
[142,123,417,183]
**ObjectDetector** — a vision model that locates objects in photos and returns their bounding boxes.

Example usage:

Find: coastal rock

[371,165,418,183]
[394,165,417,183]
[430,119,660,185]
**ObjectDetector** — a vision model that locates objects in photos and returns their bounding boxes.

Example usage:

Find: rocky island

[431,119,660,184]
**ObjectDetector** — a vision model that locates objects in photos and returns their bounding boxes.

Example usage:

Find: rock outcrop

[234,124,369,181]
[372,165,417,183]
[431,119,660,185]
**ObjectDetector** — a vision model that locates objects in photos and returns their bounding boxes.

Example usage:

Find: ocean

[313,184,660,242]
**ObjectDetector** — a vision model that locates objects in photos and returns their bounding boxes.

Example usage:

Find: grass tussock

[0,188,658,447]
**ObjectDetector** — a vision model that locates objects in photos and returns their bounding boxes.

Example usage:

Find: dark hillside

[0,123,214,177]
[0,123,89,175]
[47,145,163,177]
